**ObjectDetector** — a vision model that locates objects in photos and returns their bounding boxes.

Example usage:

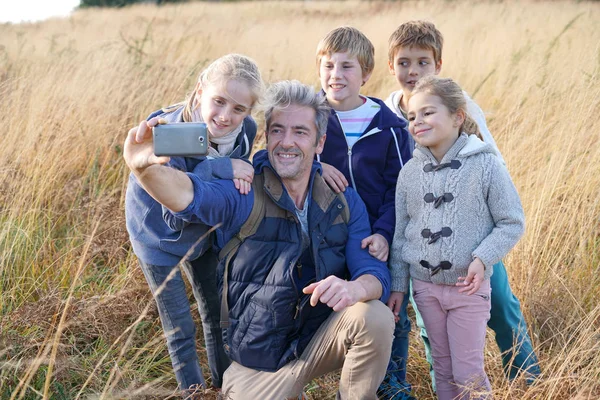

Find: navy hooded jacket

[318,97,412,245]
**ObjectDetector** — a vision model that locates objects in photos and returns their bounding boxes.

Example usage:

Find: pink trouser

[412,279,492,400]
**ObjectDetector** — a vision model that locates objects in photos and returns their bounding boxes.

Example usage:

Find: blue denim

[378,292,415,400]
[412,260,541,389]
[181,252,231,387]
[488,261,541,383]
[139,250,230,390]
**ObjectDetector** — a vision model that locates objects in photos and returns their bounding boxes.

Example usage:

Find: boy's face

[388,46,441,96]
[319,52,371,112]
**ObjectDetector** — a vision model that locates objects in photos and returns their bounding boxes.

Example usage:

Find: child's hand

[387,291,405,323]
[457,257,486,295]
[321,162,348,193]
[231,159,254,183]
[361,233,389,262]
[233,178,252,195]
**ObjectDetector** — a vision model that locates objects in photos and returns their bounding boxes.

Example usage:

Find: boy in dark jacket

[315,26,414,399]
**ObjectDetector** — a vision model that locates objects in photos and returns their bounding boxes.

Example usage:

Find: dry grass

[0,0,599,398]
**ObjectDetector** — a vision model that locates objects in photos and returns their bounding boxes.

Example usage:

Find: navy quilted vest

[220,167,349,371]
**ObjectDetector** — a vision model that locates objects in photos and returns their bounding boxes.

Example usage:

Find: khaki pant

[221,300,395,400]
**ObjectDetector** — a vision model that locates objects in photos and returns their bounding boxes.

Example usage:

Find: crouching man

[123,80,394,399]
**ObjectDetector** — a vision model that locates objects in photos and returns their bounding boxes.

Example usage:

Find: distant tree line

[79,0,192,8]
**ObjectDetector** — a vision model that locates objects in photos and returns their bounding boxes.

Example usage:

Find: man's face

[266,105,326,183]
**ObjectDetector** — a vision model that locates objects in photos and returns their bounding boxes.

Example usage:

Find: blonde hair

[412,76,482,139]
[166,54,263,122]
[316,26,375,77]
[388,20,443,65]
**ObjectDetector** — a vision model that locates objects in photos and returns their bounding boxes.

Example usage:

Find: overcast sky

[1,0,79,23]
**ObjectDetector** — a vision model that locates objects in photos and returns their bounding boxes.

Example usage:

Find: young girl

[388,76,525,400]
[125,54,263,392]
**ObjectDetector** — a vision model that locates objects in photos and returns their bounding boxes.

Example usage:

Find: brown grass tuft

[1,1,599,398]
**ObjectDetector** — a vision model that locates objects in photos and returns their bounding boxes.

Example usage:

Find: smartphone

[153,123,208,157]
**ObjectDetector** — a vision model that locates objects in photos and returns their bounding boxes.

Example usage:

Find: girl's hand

[387,291,405,323]
[361,233,389,262]
[123,117,170,173]
[321,162,348,193]
[233,178,252,195]
[457,257,485,295]
[231,159,254,182]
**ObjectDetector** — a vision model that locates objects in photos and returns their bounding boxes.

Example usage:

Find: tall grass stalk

[0,1,598,398]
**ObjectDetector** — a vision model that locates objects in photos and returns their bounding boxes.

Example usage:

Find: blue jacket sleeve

[344,188,391,302]
[161,115,256,232]
[162,205,189,231]
[372,126,413,245]
[161,157,192,231]
[192,157,235,180]
[171,174,252,240]
[162,157,236,231]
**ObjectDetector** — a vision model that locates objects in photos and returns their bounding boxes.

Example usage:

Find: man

[124,80,394,399]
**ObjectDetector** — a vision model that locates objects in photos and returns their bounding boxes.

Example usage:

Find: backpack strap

[335,190,350,224]
[219,173,266,329]
[314,172,350,224]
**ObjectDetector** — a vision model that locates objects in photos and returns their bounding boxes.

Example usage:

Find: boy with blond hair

[385,20,541,388]
[316,26,415,399]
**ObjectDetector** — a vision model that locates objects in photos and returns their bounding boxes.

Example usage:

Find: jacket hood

[414,133,495,163]
[252,149,270,172]
[385,90,404,119]
[366,96,408,131]
[457,134,495,158]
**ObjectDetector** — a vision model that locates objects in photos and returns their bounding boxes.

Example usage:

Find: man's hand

[321,162,349,193]
[387,291,405,323]
[361,233,389,262]
[303,276,366,312]
[123,117,170,174]
[456,257,486,295]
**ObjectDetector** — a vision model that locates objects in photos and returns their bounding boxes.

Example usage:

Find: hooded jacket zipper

[334,113,382,190]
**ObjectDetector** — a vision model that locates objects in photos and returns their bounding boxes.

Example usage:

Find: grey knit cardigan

[390,133,525,293]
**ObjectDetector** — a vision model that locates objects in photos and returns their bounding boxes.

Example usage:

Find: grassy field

[1,0,599,398]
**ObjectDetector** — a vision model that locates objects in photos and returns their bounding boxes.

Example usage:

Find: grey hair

[263,80,330,144]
